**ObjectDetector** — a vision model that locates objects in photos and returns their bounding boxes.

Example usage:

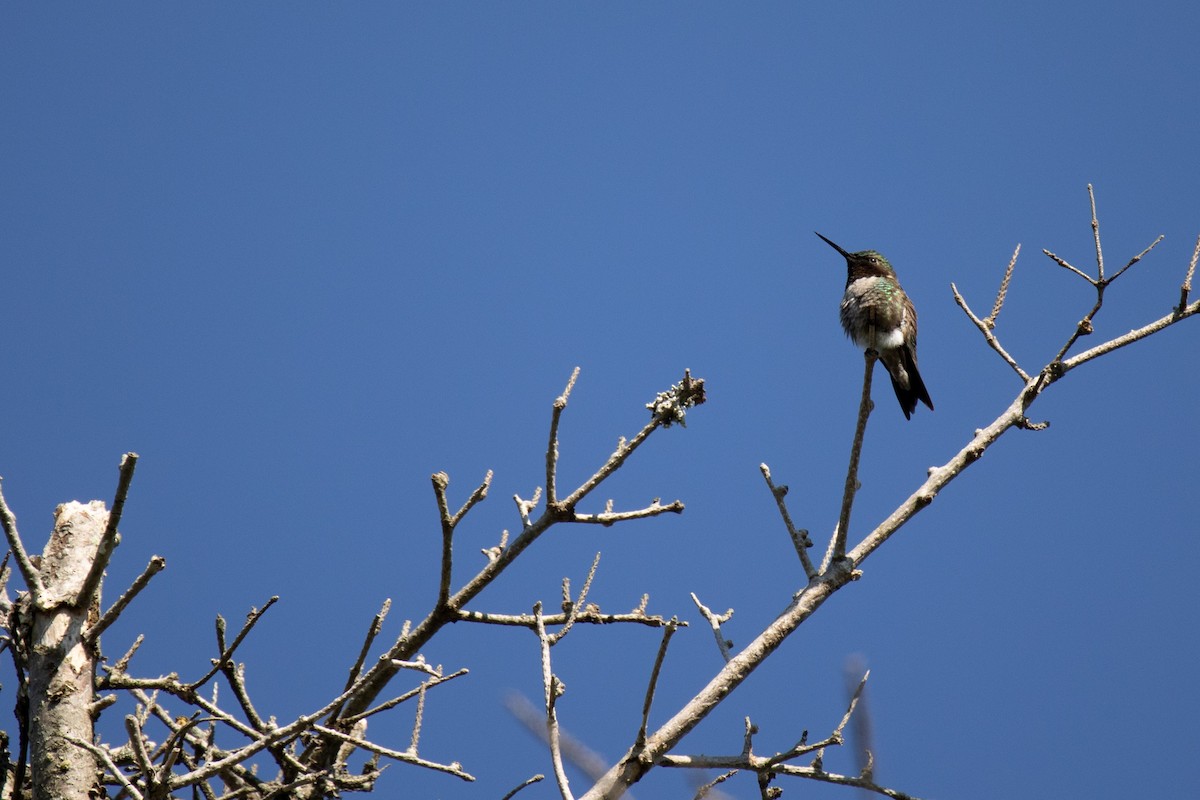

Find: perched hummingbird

[816,232,934,420]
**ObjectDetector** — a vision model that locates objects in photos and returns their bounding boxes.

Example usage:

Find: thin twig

[309,723,474,779]
[549,552,601,645]
[409,682,426,754]
[187,597,279,691]
[535,603,575,800]
[223,661,269,732]
[571,499,684,525]
[341,668,469,725]
[952,282,1029,381]
[342,598,391,694]
[831,670,869,746]
[692,769,738,799]
[1089,184,1105,281]
[759,464,815,579]
[112,633,145,674]
[1043,249,1094,283]
[126,714,158,792]
[690,593,734,662]
[635,617,680,750]
[87,555,166,644]
[1109,234,1163,283]
[548,367,581,505]
[0,479,46,602]
[455,607,670,628]
[987,244,1020,324]
[77,452,139,609]
[501,774,546,800]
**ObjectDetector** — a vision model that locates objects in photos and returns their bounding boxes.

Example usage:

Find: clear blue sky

[3,5,1198,799]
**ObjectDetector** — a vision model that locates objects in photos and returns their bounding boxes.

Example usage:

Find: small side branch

[340,598,391,699]
[86,555,166,644]
[951,244,1029,381]
[534,603,575,800]
[341,667,469,725]
[759,464,815,580]
[658,671,914,800]
[549,553,602,645]
[547,367,581,505]
[186,597,279,691]
[1088,183,1105,280]
[690,593,734,662]
[309,723,474,780]
[571,498,684,525]
[1180,234,1199,312]
[501,774,546,800]
[635,617,680,750]
[433,470,494,613]
[0,478,46,602]
[77,452,139,609]
[952,281,1029,381]
[987,244,1020,324]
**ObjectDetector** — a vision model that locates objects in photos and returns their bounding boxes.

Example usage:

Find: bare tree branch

[829,350,877,566]
[187,597,279,691]
[636,617,680,750]
[0,478,46,603]
[86,555,166,645]
[77,452,139,610]
[534,602,574,800]
[759,464,815,580]
[690,593,734,662]
[501,773,546,800]
[951,245,1030,382]
[547,367,581,505]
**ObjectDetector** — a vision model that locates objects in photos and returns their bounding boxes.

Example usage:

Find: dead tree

[0,372,706,800]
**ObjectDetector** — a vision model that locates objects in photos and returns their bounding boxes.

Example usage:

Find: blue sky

[3,4,1199,799]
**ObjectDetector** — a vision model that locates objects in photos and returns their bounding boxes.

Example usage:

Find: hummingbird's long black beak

[814,232,851,259]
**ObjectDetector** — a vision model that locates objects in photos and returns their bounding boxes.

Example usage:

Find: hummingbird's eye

[869,256,878,264]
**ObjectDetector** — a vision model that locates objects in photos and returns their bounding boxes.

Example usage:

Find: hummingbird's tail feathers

[888,372,919,420]
[888,347,934,420]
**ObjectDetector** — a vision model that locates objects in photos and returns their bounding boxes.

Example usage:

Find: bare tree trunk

[25,501,106,800]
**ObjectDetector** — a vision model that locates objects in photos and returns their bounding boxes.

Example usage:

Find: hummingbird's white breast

[841,277,908,351]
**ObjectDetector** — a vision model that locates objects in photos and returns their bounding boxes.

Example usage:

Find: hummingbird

[816,232,934,420]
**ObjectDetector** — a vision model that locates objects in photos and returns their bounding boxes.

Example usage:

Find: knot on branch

[547,501,575,521]
[646,370,707,428]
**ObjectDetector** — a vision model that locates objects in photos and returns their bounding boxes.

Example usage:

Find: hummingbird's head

[815,232,896,279]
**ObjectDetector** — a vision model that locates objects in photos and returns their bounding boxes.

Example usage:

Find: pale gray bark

[25,501,107,800]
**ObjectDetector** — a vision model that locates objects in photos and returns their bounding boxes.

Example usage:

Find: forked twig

[690,593,734,662]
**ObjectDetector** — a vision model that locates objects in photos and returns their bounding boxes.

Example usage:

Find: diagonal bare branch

[952,281,1029,381]
[78,452,139,609]
[759,464,815,580]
